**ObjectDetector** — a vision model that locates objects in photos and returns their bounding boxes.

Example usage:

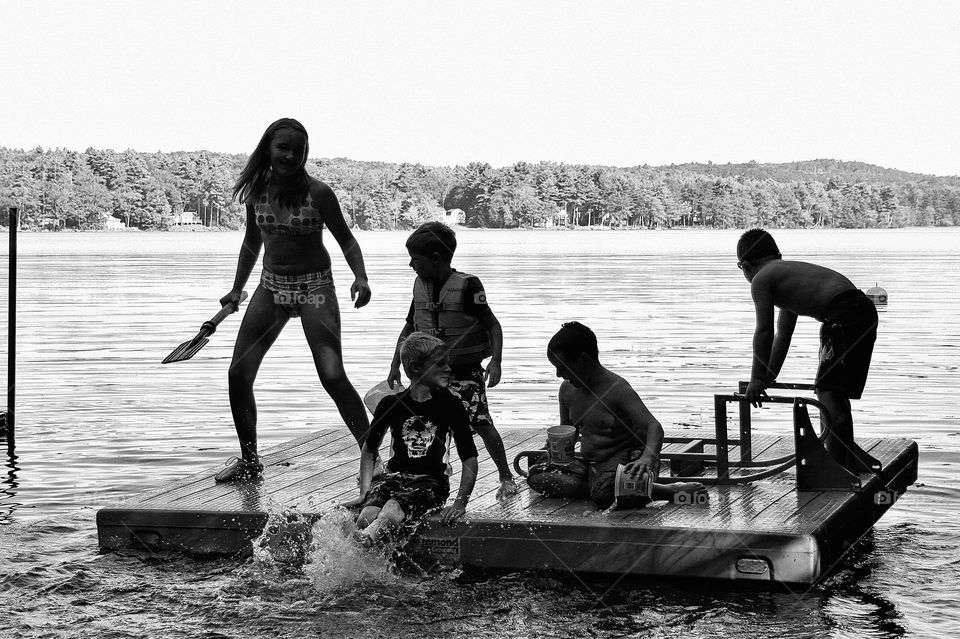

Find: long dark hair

[232,118,311,208]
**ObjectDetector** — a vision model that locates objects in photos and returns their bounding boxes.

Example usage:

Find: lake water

[1,228,958,638]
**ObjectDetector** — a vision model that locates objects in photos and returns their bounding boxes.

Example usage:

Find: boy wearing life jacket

[387,222,518,500]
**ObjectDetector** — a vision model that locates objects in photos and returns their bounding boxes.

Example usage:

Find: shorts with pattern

[360,472,450,519]
[448,366,493,433]
[260,268,335,318]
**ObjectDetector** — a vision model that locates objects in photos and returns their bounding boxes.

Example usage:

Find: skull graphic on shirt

[401,416,437,458]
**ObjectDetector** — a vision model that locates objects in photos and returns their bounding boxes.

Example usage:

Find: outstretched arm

[317,183,371,308]
[616,384,664,482]
[746,276,778,406]
[767,308,798,382]
[349,407,388,506]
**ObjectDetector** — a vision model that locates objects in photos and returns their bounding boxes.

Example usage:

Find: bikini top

[254,192,324,236]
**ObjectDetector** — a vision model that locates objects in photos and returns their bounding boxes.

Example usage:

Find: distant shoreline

[2,224,955,234]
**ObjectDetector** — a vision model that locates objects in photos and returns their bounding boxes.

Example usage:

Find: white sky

[1,0,958,176]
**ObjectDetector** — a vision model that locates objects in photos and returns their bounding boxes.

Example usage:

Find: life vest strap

[413,301,466,312]
[422,326,474,338]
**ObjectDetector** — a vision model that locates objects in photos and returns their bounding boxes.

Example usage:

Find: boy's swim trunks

[447,365,494,433]
[361,472,449,519]
[815,289,878,399]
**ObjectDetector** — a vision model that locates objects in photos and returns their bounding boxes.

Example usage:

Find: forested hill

[1,146,958,231]
[661,159,959,185]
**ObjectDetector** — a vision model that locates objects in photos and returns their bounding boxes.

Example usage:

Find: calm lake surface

[1,228,958,638]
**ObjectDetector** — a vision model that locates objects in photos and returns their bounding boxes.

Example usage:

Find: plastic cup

[614,464,652,500]
[546,424,578,465]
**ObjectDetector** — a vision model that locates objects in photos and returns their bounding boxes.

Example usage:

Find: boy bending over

[536,322,707,509]
[736,228,880,473]
[355,332,479,547]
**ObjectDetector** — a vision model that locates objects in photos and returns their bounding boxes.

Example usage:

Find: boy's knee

[357,506,380,528]
[473,420,501,442]
[380,500,406,523]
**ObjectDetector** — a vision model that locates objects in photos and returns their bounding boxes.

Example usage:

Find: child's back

[750,259,858,320]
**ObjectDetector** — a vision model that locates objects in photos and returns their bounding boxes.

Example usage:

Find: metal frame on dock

[658,381,881,491]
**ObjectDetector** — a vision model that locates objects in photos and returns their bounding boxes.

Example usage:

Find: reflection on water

[0,228,959,637]
[2,450,19,524]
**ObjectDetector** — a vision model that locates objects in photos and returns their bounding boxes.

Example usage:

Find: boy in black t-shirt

[354,332,479,547]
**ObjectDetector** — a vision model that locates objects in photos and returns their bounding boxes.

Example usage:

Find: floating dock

[98,390,917,585]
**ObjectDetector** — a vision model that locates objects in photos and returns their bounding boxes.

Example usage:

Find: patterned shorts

[448,366,494,433]
[361,473,450,519]
[260,269,336,318]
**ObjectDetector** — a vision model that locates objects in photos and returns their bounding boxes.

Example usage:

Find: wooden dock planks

[97,427,917,585]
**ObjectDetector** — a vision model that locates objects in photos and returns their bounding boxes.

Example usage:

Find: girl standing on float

[216,118,372,482]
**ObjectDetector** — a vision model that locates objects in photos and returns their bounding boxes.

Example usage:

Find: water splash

[251,506,398,594]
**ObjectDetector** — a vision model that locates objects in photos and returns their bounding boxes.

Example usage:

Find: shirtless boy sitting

[737,229,880,473]
[535,321,707,509]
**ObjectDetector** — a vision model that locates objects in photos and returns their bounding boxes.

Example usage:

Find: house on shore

[102,214,126,230]
[165,210,203,230]
[437,208,466,226]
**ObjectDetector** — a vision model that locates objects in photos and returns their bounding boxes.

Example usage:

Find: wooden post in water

[5,206,15,453]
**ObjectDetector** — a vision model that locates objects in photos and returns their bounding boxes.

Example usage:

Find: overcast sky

[2,1,958,176]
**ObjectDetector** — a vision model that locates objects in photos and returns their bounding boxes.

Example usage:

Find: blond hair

[400,332,447,370]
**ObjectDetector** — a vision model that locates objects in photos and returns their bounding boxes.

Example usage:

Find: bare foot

[352,530,375,548]
[653,481,709,504]
[496,478,519,500]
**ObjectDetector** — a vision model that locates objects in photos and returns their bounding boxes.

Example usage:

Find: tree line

[1,146,958,231]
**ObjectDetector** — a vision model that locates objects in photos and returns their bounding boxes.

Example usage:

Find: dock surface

[97,427,917,585]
